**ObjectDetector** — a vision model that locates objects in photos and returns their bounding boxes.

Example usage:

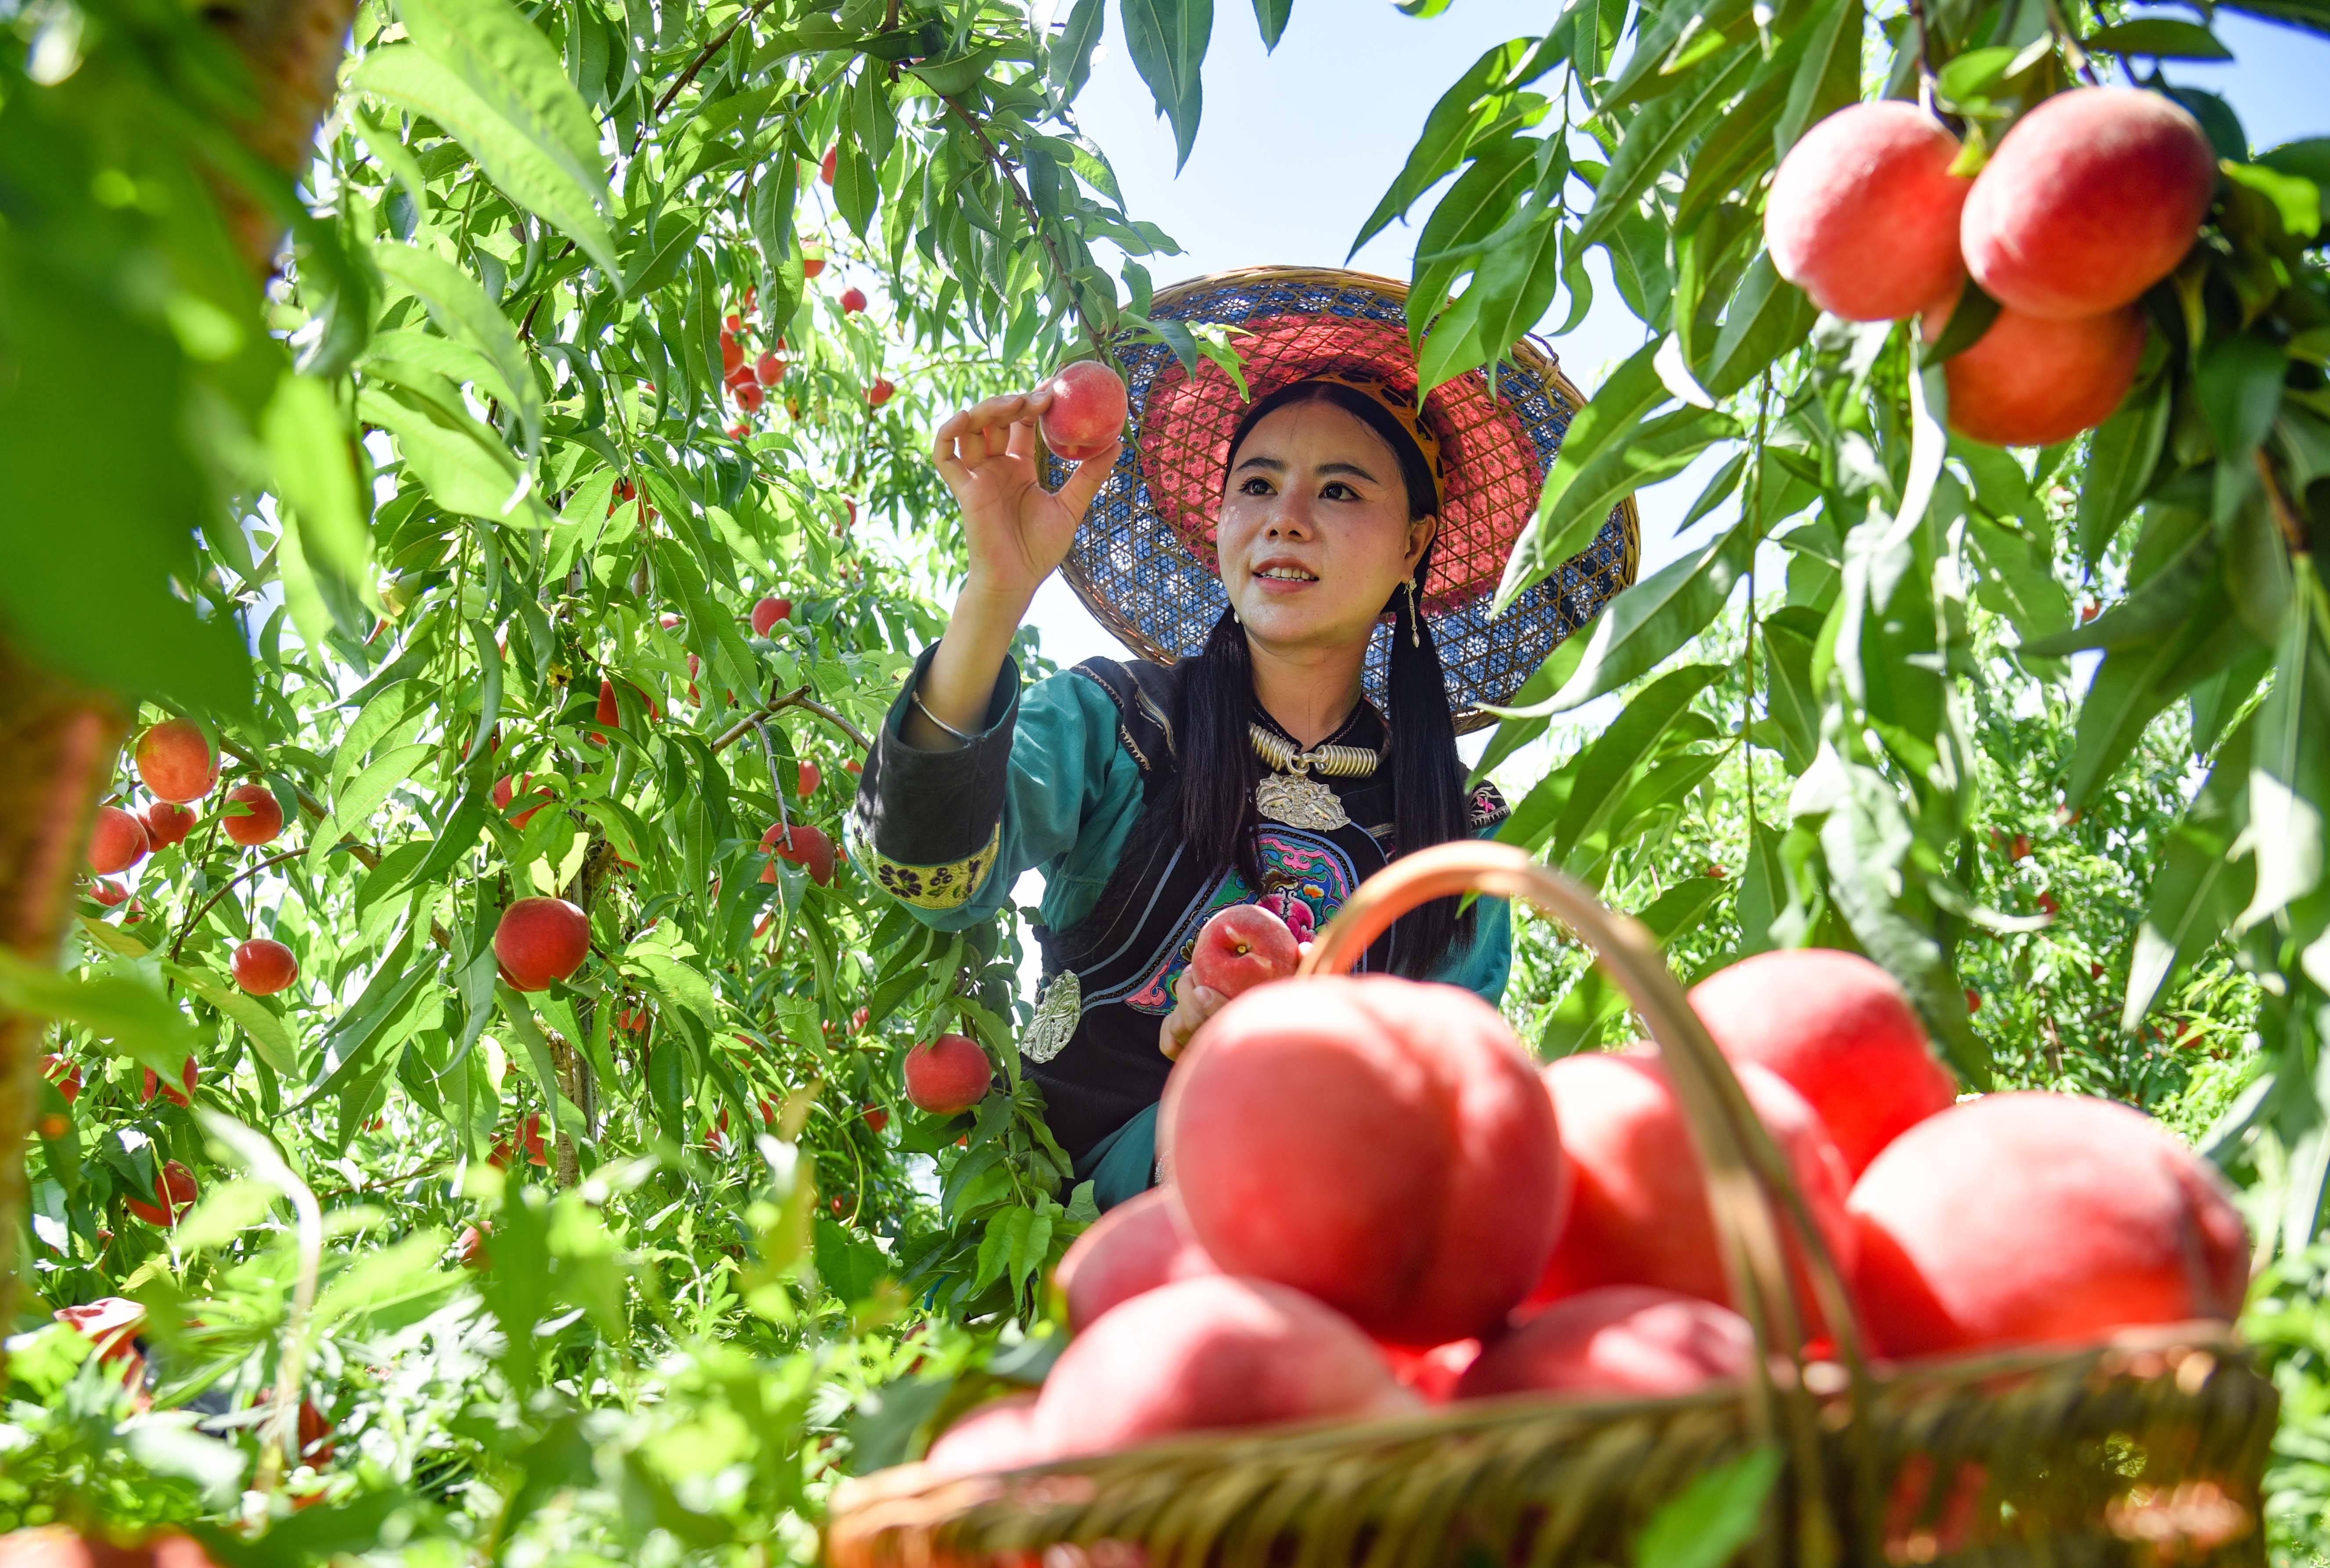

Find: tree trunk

[0,646,123,1346]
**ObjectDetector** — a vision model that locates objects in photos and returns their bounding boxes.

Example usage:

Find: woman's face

[1217,400,1435,656]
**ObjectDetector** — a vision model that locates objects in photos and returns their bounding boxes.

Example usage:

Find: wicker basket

[827,842,2278,1568]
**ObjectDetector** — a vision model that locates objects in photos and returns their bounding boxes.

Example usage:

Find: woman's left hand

[1159,968,1229,1061]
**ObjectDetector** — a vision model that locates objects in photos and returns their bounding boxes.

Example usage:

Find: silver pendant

[1255,770,1349,831]
[1021,969,1082,1064]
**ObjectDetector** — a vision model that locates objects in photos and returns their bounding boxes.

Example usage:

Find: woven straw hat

[1047,266,1640,734]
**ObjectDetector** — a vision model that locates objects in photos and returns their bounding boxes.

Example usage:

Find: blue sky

[1017,0,2330,679]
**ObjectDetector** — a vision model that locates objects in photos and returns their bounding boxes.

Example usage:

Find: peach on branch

[759,821,835,885]
[493,897,591,991]
[221,782,284,847]
[88,806,149,874]
[141,801,196,849]
[136,718,220,802]
[751,596,792,635]
[126,1160,198,1226]
[232,937,299,996]
[903,1033,990,1115]
[1926,291,2146,447]
[1765,101,1973,322]
[1962,87,2217,319]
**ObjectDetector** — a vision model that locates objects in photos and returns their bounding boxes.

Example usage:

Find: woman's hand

[1158,967,1230,1061]
[932,391,1122,606]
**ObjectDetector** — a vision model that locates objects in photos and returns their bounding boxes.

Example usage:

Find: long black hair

[1177,379,1475,977]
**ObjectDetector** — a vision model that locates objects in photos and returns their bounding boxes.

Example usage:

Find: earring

[1405,577,1421,647]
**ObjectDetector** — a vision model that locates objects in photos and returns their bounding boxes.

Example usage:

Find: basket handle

[1300,839,1867,1568]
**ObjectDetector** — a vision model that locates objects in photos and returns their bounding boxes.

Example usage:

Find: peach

[1532,1050,1855,1324]
[752,596,792,634]
[141,801,196,849]
[1383,1339,1481,1402]
[1766,101,1974,321]
[1455,1287,1754,1400]
[135,718,220,802]
[54,1296,146,1385]
[924,1392,1047,1478]
[232,937,298,996]
[1161,976,1568,1349]
[91,878,128,907]
[1687,949,1956,1177]
[141,1057,197,1107]
[1187,903,1299,999]
[903,1033,989,1115]
[126,1160,198,1226]
[457,1223,490,1268]
[1054,1188,1216,1331]
[0,1529,227,1568]
[1039,360,1129,462]
[759,822,835,886]
[1927,292,2146,447]
[493,772,555,830]
[221,783,284,847]
[88,806,148,874]
[1962,87,2217,319]
[755,352,786,386]
[1848,1092,2250,1357]
[490,1113,549,1168]
[867,378,895,407]
[493,896,590,991]
[841,288,867,314]
[798,761,822,798]
[1032,1275,1415,1456]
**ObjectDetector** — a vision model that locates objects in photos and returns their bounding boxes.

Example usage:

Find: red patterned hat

[1049,267,1640,733]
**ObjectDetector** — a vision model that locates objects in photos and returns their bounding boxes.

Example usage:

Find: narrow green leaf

[2075,376,2171,565]
[2198,334,2290,462]
[1636,1447,1781,1568]
[166,964,301,1075]
[1122,0,1214,171]
[1774,0,1862,158]
[1251,0,1293,47]
[1049,0,1108,100]
[373,241,542,452]
[263,372,372,589]
[2240,581,2330,927]
[2085,18,2232,56]
[1549,664,1724,860]
[1502,403,1740,613]
[1577,42,1758,247]
[1544,509,1757,713]
[1494,337,1667,607]
[1350,39,1543,256]
[1701,253,1818,398]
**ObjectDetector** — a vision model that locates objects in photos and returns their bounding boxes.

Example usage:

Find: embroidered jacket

[850,645,1513,1164]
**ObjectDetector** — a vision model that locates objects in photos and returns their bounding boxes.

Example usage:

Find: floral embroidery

[863,823,1002,910]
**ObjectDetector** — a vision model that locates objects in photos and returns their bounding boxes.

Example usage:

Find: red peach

[752,596,792,635]
[457,1223,490,1268]
[141,801,196,849]
[1927,291,2147,447]
[1053,1187,1217,1331]
[721,332,744,375]
[862,1104,888,1134]
[136,718,220,802]
[733,379,766,413]
[221,783,284,847]
[126,1160,198,1227]
[1381,1339,1481,1403]
[41,1054,82,1103]
[755,352,786,385]
[1532,1050,1856,1326]
[1455,1286,1755,1401]
[759,821,835,885]
[802,254,826,279]
[493,897,591,991]
[797,760,821,797]
[867,378,894,408]
[1188,903,1300,1000]
[1039,360,1129,462]
[493,772,556,830]
[1034,1275,1416,1456]
[924,1392,1047,1478]
[840,288,867,314]
[1848,1092,2250,1356]
[88,806,149,874]
[1162,976,1568,1349]
[1962,87,2218,319]
[820,147,838,184]
[91,878,128,907]
[1687,949,1957,1178]
[54,1296,147,1386]
[141,1057,197,1108]
[232,938,298,996]
[903,1033,989,1115]
[1766,102,1973,321]
[489,1113,549,1169]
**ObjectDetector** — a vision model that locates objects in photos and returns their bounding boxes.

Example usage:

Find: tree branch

[942,95,1105,349]
[711,685,874,754]
[2261,448,2312,557]
[216,735,382,869]
[168,847,306,963]
[638,0,782,154]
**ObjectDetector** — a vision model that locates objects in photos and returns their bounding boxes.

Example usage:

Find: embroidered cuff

[850,643,1018,908]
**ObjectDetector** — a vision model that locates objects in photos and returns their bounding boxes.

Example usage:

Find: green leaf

[1760,606,1824,770]
[353,12,618,278]
[164,963,301,1075]
[1494,337,1667,607]
[1122,0,1214,171]
[1542,507,1757,713]
[2198,334,2290,462]
[262,372,372,592]
[1701,253,1818,398]
[2224,162,2323,240]
[1774,0,1863,158]
[1965,514,2072,654]
[372,241,541,453]
[1049,0,1108,100]
[1636,1446,1781,1568]
[2085,18,2232,56]
[1501,404,1740,613]
[2239,582,2330,928]
[1577,42,1759,248]
[1547,664,1724,861]
[0,952,203,1078]
[2125,725,2254,1031]
[1409,134,1540,340]
[2075,375,2171,565]
[1351,39,1546,256]
[1251,0,1293,48]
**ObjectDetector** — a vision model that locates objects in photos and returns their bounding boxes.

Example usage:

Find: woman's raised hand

[1159,967,1230,1062]
[932,390,1122,605]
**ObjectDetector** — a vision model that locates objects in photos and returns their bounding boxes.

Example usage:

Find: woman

[849,269,1637,1210]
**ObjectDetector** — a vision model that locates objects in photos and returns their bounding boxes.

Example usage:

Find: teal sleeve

[850,648,1144,931]
[1424,822,1514,1005]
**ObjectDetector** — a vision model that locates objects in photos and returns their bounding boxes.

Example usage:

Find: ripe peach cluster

[901,937,2246,1481]
[1766,88,2216,446]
